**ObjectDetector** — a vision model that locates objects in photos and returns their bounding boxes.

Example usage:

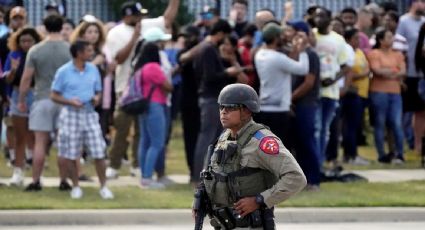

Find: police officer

[195,83,307,229]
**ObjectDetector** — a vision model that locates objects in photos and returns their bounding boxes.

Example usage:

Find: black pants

[192,97,222,182]
[181,102,200,180]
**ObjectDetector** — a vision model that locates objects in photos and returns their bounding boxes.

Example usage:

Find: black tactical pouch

[216,208,236,229]
[250,209,263,227]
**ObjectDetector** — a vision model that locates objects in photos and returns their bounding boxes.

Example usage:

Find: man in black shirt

[191,19,242,183]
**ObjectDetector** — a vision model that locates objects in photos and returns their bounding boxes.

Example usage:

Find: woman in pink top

[134,42,173,189]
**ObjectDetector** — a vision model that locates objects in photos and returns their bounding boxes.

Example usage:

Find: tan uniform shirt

[235,120,307,208]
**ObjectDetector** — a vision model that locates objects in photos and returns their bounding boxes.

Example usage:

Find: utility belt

[211,206,275,230]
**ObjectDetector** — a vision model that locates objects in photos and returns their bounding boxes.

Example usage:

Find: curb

[1,208,425,226]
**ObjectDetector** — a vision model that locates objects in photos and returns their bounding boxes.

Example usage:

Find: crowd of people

[0,0,425,197]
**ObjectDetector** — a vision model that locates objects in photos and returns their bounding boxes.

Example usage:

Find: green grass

[1,181,425,209]
[1,119,425,209]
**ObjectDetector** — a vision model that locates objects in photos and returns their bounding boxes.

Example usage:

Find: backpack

[119,67,156,115]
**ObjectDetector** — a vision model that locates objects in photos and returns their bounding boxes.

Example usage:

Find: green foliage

[108,0,193,26]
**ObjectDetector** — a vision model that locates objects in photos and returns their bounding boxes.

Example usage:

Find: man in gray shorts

[18,15,71,191]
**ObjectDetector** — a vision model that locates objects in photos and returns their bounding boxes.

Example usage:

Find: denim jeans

[318,97,339,165]
[341,93,365,160]
[138,102,166,179]
[369,92,404,158]
[293,103,321,185]
[192,97,222,182]
[155,105,171,177]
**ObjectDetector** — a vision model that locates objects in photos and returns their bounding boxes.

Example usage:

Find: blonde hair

[69,20,106,50]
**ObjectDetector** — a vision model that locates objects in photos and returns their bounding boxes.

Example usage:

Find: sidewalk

[1,169,424,187]
[1,208,425,226]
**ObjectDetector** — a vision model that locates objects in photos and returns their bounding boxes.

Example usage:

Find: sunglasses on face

[219,104,244,112]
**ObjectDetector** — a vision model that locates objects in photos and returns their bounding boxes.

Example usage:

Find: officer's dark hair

[341,7,357,17]
[43,14,64,33]
[210,19,232,35]
[70,40,91,58]
[344,27,358,41]
[242,23,257,37]
[385,10,400,23]
[232,0,248,7]
[257,8,275,17]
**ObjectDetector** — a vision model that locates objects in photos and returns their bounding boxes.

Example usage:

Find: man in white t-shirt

[313,7,349,166]
[104,0,180,178]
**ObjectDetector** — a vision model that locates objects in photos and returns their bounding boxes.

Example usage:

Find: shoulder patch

[253,130,266,140]
[259,136,279,155]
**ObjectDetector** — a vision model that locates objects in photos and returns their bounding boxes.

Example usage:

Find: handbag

[119,68,156,115]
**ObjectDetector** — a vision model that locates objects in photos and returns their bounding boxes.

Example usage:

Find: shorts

[9,88,34,117]
[402,77,425,112]
[29,98,61,132]
[57,107,106,160]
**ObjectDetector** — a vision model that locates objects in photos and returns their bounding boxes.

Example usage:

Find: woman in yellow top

[341,27,370,165]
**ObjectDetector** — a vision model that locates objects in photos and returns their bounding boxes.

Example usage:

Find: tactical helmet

[218,83,260,113]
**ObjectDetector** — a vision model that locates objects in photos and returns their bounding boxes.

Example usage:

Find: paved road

[3,222,425,230]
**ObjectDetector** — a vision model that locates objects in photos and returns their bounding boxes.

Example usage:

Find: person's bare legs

[413,110,425,154]
[65,158,79,187]
[12,116,27,169]
[32,131,50,182]
[94,159,107,187]
[57,156,69,182]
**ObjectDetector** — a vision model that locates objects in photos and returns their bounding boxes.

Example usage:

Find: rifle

[193,171,214,230]
[194,142,218,230]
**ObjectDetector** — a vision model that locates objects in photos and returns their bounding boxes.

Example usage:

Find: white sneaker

[70,187,83,199]
[141,178,165,189]
[130,167,141,177]
[9,167,24,186]
[99,187,114,199]
[105,167,118,179]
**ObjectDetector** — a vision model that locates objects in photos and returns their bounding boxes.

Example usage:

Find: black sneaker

[24,181,42,192]
[59,180,72,191]
[378,154,392,164]
[78,174,93,182]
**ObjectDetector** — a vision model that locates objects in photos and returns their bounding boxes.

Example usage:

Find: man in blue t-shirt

[51,40,113,200]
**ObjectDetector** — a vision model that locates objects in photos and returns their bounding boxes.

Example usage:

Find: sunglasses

[219,104,244,112]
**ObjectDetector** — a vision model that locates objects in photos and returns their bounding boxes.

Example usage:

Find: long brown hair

[69,20,106,50]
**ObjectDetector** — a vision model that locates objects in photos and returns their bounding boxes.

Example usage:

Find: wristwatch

[255,194,265,207]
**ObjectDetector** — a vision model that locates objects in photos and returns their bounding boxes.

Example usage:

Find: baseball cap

[143,27,172,42]
[9,6,27,19]
[286,20,310,35]
[262,23,282,41]
[121,1,147,17]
